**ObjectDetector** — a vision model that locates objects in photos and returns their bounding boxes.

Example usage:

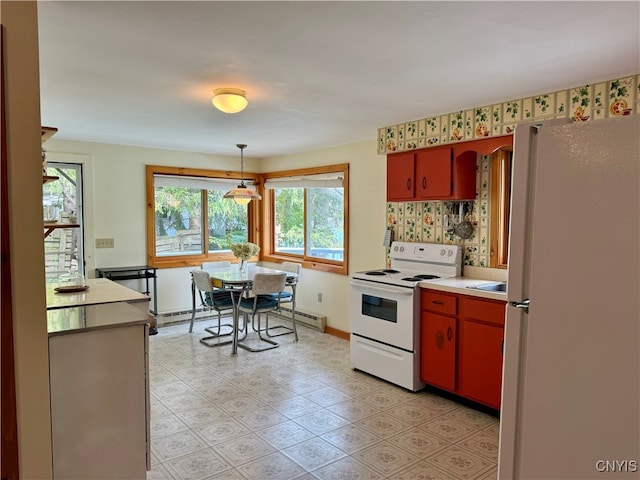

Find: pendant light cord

[237,143,247,187]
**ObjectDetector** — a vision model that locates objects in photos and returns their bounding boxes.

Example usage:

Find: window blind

[263,172,343,189]
[154,174,254,191]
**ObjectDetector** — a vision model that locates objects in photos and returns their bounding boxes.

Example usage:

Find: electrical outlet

[317,292,323,303]
[95,238,114,248]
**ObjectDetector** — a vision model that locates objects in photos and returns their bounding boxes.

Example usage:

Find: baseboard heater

[158,306,326,333]
[271,305,326,332]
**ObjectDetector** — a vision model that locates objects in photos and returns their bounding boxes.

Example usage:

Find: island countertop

[47,301,151,336]
[46,278,150,310]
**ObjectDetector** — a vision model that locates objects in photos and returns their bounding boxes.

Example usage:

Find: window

[262,164,349,275]
[489,148,512,268]
[43,162,85,282]
[146,165,259,268]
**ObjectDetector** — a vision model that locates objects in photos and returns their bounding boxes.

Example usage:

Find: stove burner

[365,271,387,276]
[401,277,423,282]
[415,274,440,280]
[383,269,400,273]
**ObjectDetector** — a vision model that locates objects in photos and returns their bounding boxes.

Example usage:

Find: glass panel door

[43,163,84,282]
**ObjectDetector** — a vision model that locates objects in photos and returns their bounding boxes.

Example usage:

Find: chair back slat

[202,261,231,271]
[251,272,286,295]
[191,269,213,293]
[281,261,302,276]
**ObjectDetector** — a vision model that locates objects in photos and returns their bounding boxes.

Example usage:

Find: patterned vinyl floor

[147,318,499,480]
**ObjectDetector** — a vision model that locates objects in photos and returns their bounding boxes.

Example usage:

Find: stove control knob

[399,246,404,252]
[448,250,454,257]
[440,249,446,256]
[393,245,398,252]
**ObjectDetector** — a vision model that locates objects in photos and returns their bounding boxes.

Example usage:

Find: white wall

[44,138,386,331]
[261,141,387,331]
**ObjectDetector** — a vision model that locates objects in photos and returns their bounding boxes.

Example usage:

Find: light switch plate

[95,238,114,248]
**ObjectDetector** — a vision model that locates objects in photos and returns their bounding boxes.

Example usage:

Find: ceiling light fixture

[223,144,261,205]
[211,88,248,114]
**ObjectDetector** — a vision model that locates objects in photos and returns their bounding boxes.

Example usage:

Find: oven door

[349,279,418,351]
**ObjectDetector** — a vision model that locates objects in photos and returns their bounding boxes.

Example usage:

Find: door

[349,279,417,351]
[43,162,85,281]
[499,116,640,479]
[420,312,456,391]
[415,147,452,199]
[386,152,415,200]
[461,320,503,408]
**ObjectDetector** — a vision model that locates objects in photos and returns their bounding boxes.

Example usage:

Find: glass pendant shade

[224,144,261,205]
[212,88,248,114]
[223,185,260,205]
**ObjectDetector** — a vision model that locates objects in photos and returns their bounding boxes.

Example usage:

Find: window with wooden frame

[261,164,349,275]
[489,148,512,268]
[145,165,260,268]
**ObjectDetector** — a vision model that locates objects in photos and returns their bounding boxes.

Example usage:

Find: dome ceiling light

[212,88,248,114]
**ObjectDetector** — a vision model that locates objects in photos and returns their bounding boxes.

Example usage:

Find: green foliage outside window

[274,187,344,260]
[154,186,247,256]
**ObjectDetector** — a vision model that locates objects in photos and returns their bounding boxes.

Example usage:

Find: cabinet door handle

[422,177,426,189]
[447,326,452,341]
[501,340,504,355]
[432,300,444,306]
[406,178,411,191]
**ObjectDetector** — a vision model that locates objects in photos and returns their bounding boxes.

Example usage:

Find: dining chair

[202,260,231,272]
[189,270,234,346]
[264,261,301,341]
[200,261,234,336]
[237,272,287,352]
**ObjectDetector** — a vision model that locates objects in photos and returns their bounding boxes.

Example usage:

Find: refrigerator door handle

[508,299,530,313]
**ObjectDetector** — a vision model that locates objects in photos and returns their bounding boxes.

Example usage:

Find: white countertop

[420,276,508,301]
[47,301,151,336]
[46,278,150,310]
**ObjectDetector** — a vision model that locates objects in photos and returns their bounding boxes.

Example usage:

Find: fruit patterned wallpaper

[381,74,640,268]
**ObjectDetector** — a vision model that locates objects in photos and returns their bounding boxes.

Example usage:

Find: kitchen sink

[467,282,507,293]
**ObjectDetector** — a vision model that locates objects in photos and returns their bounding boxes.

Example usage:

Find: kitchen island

[47,279,150,479]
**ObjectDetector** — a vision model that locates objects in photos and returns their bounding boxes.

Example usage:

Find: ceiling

[37,1,640,158]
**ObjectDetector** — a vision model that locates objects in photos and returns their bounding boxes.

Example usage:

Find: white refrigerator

[498,115,639,479]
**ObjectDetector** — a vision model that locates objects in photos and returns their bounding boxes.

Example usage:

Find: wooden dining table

[199,263,298,354]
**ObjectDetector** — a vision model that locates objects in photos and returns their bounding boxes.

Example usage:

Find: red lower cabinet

[460,320,504,409]
[421,289,506,410]
[421,313,457,392]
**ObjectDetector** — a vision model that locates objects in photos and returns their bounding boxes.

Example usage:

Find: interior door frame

[1,22,20,480]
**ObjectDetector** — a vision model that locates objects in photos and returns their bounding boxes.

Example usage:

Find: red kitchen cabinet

[420,290,458,392]
[415,148,453,199]
[460,295,506,409]
[387,136,513,202]
[421,312,457,392]
[386,152,415,201]
[421,289,506,410]
[460,320,504,409]
[387,145,476,201]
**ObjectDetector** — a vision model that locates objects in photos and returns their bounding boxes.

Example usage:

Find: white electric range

[349,241,462,391]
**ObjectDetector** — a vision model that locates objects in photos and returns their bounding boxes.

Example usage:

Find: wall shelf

[43,175,59,184]
[44,223,79,238]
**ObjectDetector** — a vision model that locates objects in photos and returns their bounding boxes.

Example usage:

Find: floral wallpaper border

[382,74,639,268]
[378,75,640,154]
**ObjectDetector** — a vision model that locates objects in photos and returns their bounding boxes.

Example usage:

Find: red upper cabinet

[415,148,452,199]
[386,135,513,202]
[452,134,512,158]
[387,152,415,201]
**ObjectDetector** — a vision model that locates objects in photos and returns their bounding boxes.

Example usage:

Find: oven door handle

[350,279,414,296]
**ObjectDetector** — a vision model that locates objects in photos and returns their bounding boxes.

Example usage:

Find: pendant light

[223,144,261,205]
